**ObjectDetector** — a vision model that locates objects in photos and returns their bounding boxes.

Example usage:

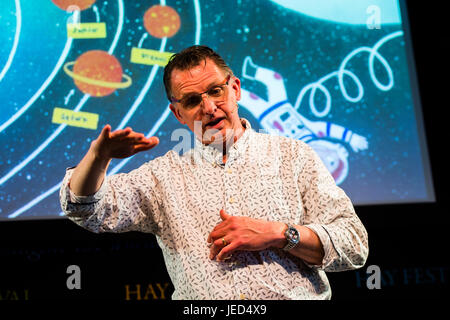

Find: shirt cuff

[64,167,108,204]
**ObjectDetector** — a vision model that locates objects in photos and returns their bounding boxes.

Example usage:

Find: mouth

[205,117,226,129]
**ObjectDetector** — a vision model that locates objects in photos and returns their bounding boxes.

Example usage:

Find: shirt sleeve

[297,143,369,272]
[59,163,164,235]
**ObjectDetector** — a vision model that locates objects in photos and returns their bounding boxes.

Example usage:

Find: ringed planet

[64,50,132,97]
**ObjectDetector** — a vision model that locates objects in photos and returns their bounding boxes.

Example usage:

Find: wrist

[89,143,112,168]
[270,221,288,249]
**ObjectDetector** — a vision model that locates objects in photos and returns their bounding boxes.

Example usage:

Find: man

[60,45,368,300]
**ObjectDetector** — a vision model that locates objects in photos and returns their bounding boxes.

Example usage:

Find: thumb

[220,209,231,221]
[100,124,111,140]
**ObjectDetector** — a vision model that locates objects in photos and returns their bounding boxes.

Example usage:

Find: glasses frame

[170,75,231,109]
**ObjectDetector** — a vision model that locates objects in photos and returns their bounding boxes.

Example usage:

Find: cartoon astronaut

[239,56,368,185]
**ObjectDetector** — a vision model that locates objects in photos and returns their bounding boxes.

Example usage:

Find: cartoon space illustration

[0,0,432,219]
[239,57,368,184]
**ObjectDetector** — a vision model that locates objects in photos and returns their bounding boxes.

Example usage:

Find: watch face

[287,227,300,244]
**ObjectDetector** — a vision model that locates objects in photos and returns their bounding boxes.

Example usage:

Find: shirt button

[239,293,246,300]
[226,168,232,174]
[229,197,235,203]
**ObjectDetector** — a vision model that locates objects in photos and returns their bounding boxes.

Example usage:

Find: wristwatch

[282,224,300,251]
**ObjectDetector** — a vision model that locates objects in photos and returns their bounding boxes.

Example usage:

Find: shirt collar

[193,118,252,166]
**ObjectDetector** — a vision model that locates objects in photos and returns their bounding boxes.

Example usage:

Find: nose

[200,94,217,115]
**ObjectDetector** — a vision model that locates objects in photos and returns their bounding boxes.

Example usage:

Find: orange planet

[64,50,132,97]
[144,5,181,39]
[51,0,97,11]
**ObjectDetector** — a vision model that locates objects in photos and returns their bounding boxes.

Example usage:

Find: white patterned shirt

[60,118,368,300]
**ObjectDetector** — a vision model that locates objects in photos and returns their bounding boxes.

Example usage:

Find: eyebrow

[179,79,223,99]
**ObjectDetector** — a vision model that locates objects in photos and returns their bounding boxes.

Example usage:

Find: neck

[200,116,247,159]
[221,122,246,163]
[204,121,245,157]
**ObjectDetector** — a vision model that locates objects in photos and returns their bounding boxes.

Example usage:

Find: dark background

[0,1,448,302]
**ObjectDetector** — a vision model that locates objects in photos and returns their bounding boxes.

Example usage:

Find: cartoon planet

[63,50,132,97]
[51,0,97,11]
[144,5,181,39]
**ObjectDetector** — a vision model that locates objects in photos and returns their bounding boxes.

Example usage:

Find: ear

[169,103,186,125]
[231,76,241,101]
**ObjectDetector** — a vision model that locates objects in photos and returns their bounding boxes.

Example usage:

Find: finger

[127,132,147,143]
[149,136,159,145]
[103,124,111,134]
[220,209,231,221]
[143,136,159,147]
[207,227,228,244]
[110,127,132,139]
[140,136,159,146]
[207,219,231,243]
[133,141,159,153]
[209,243,220,260]
[99,124,111,140]
[130,132,145,140]
[216,241,239,261]
[206,210,232,243]
[209,236,231,260]
[209,242,218,260]
[126,132,157,145]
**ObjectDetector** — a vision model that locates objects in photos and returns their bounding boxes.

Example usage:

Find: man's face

[169,58,242,146]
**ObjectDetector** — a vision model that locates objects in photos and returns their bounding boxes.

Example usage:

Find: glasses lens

[179,78,228,109]
[208,86,225,98]
[182,95,202,109]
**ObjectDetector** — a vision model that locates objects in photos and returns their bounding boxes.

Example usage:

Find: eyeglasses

[170,75,231,110]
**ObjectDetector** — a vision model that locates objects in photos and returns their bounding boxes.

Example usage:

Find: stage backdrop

[0,0,434,220]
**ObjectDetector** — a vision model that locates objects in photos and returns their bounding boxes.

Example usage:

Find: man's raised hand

[91,124,159,160]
